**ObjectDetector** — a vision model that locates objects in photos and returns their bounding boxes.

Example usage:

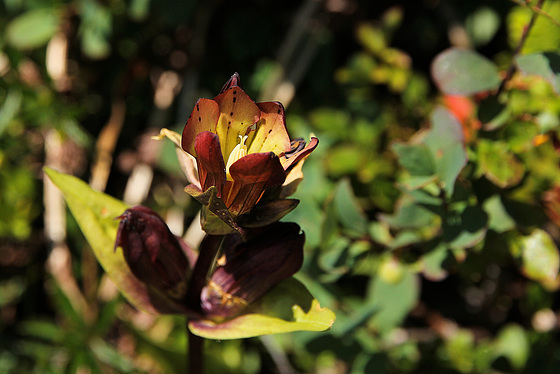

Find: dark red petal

[182,98,220,156]
[194,131,226,197]
[280,137,319,171]
[220,72,240,93]
[115,206,191,301]
[226,152,286,216]
[201,222,304,319]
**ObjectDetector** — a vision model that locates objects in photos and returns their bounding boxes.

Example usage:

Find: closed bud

[201,222,304,319]
[115,206,190,300]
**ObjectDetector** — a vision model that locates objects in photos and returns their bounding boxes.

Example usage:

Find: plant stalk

[185,233,223,374]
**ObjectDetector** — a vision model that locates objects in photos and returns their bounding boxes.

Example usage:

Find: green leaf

[331,179,368,237]
[188,278,335,339]
[367,268,419,334]
[392,143,436,177]
[431,48,501,95]
[492,324,529,371]
[44,167,188,315]
[508,1,560,54]
[477,139,524,188]
[466,7,501,47]
[520,229,560,283]
[516,52,560,94]
[6,8,60,49]
[483,195,516,233]
[424,107,468,196]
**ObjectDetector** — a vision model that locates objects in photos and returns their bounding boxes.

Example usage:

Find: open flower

[181,73,318,235]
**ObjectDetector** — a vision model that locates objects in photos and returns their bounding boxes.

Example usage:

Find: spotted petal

[182,98,220,156]
[214,86,261,162]
[247,102,291,156]
[226,152,286,216]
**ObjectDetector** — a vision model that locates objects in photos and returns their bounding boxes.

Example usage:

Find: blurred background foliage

[2,0,560,372]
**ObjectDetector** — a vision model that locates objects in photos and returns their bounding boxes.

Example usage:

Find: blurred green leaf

[477,139,524,188]
[445,329,475,373]
[431,48,501,95]
[0,89,22,136]
[188,279,335,339]
[492,324,529,371]
[520,229,560,282]
[424,107,468,196]
[6,8,60,49]
[392,143,436,177]
[516,52,560,94]
[483,195,516,233]
[466,7,501,47]
[508,1,560,54]
[331,179,368,237]
[367,268,419,334]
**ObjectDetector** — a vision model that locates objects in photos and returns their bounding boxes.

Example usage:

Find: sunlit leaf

[477,139,524,188]
[520,229,560,282]
[188,278,335,339]
[431,48,501,95]
[492,324,529,371]
[508,1,560,54]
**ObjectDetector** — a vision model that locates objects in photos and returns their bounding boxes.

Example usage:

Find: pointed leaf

[189,278,335,339]
[44,167,189,315]
[392,142,436,177]
[424,107,468,196]
[185,185,245,238]
[431,48,501,95]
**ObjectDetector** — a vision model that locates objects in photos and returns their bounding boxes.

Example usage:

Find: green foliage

[5,1,560,373]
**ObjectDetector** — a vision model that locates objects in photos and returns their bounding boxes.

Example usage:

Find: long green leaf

[44,167,186,315]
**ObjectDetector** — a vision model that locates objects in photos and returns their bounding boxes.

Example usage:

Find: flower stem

[188,324,204,374]
[186,234,223,312]
[185,234,223,374]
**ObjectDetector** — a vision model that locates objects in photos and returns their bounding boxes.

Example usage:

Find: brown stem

[184,234,223,374]
[188,324,205,374]
[186,234,223,312]
[497,0,546,95]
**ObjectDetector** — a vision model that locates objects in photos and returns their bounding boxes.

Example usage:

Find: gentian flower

[181,73,318,235]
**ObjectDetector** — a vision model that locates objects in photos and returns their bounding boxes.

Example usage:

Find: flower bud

[200,222,304,319]
[115,206,190,301]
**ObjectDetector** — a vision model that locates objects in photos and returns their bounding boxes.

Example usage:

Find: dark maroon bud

[115,206,190,301]
[200,222,304,319]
